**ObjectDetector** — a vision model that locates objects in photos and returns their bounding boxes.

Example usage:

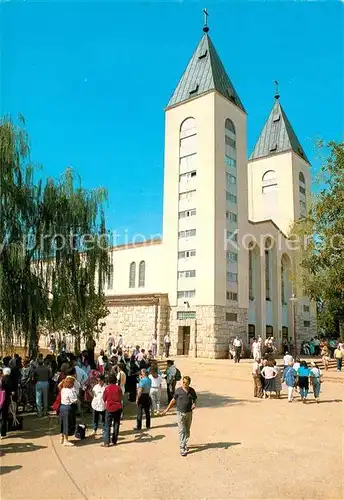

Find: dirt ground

[0,357,343,500]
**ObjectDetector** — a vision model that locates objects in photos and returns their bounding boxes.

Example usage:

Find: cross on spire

[203,8,209,33]
[274,80,280,100]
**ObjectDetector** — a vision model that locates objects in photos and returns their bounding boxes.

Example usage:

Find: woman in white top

[60,376,78,446]
[91,375,106,436]
[149,367,162,415]
[261,361,278,399]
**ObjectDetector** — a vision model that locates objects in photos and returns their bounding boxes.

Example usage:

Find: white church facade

[98,26,317,358]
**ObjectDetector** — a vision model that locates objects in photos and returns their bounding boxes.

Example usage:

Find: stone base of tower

[169,305,248,359]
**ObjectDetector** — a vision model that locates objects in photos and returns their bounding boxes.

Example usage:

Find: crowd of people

[0,341,200,456]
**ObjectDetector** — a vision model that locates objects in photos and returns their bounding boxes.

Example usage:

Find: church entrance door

[182,326,190,355]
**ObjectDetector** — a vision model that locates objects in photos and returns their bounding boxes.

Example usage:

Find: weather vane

[274,80,280,100]
[203,8,209,33]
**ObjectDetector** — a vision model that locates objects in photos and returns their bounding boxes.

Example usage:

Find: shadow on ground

[196,391,259,408]
[188,442,241,454]
[0,465,23,476]
[0,442,47,454]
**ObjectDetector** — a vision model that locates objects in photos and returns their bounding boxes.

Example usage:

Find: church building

[99,22,317,358]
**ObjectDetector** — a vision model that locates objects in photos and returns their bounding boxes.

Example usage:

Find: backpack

[175,368,182,381]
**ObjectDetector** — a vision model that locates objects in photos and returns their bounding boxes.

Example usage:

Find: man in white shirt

[233,336,242,363]
[283,352,294,366]
[164,334,171,358]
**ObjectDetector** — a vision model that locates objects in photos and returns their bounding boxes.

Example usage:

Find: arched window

[299,172,305,184]
[129,262,136,288]
[179,117,196,157]
[262,170,277,194]
[138,261,145,288]
[225,118,236,135]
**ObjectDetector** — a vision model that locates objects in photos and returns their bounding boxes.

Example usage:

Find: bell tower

[162,18,248,357]
[248,87,311,235]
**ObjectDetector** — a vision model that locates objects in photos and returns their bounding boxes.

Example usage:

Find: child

[91,375,106,437]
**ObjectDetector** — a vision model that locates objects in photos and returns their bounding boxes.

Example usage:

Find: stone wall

[295,313,317,354]
[168,305,249,359]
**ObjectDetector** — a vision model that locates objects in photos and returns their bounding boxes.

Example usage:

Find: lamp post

[289,294,298,359]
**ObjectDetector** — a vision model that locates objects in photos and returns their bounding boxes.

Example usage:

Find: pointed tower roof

[167,33,245,112]
[249,98,309,164]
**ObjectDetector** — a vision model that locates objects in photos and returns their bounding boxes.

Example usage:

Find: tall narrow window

[107,264,114,290]
[281,260,285,304]
[129,262,136,288]
[249,250,254,300]
[299,171,306,217]
[265,250,271,300]
[138,261,145,288]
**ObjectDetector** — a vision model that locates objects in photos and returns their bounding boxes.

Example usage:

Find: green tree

[291,141,344,336]
[0,117,110,356]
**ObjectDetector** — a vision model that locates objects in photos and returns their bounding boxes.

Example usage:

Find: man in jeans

[162,375,197,457]
[34,359,51,417]
[134,369,151,431]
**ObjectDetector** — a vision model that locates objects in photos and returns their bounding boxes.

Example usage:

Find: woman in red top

[102,372,122,447]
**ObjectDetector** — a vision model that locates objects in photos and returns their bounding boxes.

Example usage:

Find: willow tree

[0,117,110,356]
[290,141,344,336]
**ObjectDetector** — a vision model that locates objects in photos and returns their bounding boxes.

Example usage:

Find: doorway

[177,326,190,355]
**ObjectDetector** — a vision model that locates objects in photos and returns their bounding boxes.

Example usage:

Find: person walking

[162,376,197,457]
[282,362,297,402]
[297,360,311,403]
[91,375,106,437]
[102,373,122,447]
[252,359,263,398]
[334,344,343,372]
[134,369,151,431]
[150,335,158,358]
[149,366,162,416]
[34,358,51,417]
[164,334,171,358]
[233,336,242,363]
[165,360,181,403]
[310,361,322,403]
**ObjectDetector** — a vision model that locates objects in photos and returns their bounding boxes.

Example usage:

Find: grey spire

[167,34,245,112]
[249,99,309,163]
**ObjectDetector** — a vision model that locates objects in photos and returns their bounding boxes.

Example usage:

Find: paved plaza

[0,358,343,500]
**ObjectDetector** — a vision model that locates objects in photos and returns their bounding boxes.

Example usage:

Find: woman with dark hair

[261,361,277,399]
[297,360,311,403]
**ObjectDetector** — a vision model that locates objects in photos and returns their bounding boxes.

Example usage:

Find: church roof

[167,33,245,112]
[249,99,309,164]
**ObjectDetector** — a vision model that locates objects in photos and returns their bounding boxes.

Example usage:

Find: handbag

[75,423,87,440]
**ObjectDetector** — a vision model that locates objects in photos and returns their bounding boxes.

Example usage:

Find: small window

[227,231,238,242]
[177,311,196,320]
[178,270,196,279]
[226,211,238,223]
[299,172,305,184]
[189,84,199,95]
[266,325,273,336]
[303,305,310,313]
[227,251,238,263]
[299,186,306,195]
[198,49,207,59]
[269,143,277,152]
[226,291,238,301]
[225,156,236,169]
[304,321,310,327]
[226,312,237,322]
[226,192,237,204]
[272,114,280,122]
[227,272,238,282]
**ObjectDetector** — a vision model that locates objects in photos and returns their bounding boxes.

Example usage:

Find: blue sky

[1,1,343,242]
